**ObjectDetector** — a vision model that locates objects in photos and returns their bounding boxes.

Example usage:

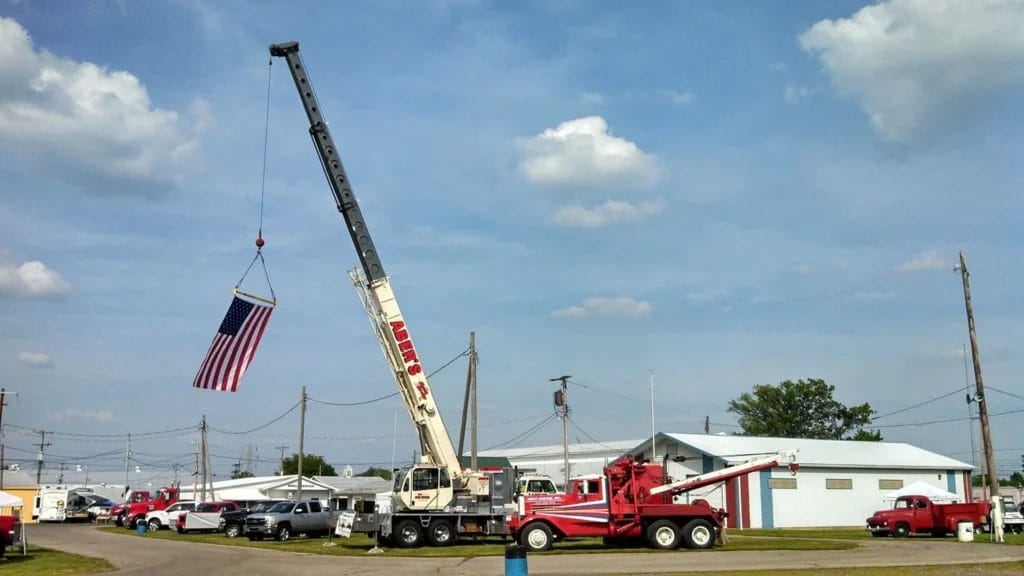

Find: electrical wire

[873,407,1024,429]
[566,416,619,451]
[208,400,301,435]
[1,423,197,439]
[871,386,970,421]
[985,385,1024,402]
[484,413,558,451]
[309,346,470,406]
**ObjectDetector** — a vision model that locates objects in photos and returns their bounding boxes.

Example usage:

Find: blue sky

[1,0,1023,488]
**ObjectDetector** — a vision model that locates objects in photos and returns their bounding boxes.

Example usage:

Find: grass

[734,526,1024,545]
[0,545,114,576]
[99,526,855,557]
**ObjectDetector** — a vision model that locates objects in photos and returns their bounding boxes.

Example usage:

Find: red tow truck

[866,495,990,537]
[122,487,179,530]
[509,450,798,551]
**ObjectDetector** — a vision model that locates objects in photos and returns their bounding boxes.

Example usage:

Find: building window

[878,479,903,490]
[768,478,797,489]
[826,478,853,490]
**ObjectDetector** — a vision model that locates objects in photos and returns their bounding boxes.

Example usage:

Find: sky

[1,0,1023,490]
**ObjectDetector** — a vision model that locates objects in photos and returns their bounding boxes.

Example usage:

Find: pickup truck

[866,495,990,537]
[177,501,239,534]
[244,500,332,541]
[220,500,284,538]
[145,501,195,532]
[0,515,21,557]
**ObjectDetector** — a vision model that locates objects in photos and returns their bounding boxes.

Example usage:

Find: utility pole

[123,433,132,497]
[704,416,710,435]
[199,417,208,502]
[36,430,51,485]
[204,416,215,502]
[1,388,6,490]
[275,445,288,475]
[956,251,1002,543]
[57,463,66,484]
[458,332,479,470]
[649,369,656,460]
[297,385,307,502]
[551,374,571,489]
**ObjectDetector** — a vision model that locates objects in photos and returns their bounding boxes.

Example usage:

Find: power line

[566,416,619,451]
[871,386,970,421]
[2,423,197,439]
[208,401,301,435]
[484,413,558,451]
[986,385,1024,402]
[873,407,1024,429]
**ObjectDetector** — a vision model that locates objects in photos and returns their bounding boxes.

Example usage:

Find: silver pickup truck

[243,500,333,541]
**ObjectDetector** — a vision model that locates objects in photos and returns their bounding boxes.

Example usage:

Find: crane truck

[269,41,555,548]
[510,450,798,552]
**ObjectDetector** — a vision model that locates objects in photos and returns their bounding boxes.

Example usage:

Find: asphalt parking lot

[26,523,1024,575]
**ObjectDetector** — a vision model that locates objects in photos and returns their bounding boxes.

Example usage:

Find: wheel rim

[435,524,452,543]
[280,528,290,540]
[400,525,418,544]
[526,528,548,549]
[149,521,159,531]
[226,525,240,537]
[654,526,677,546]
[690,526,711,547]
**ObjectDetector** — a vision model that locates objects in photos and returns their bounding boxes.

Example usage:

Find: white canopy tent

[0,490,27,555]
[884,481,960,502]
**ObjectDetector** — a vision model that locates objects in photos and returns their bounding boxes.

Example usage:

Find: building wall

[2,488,39,523]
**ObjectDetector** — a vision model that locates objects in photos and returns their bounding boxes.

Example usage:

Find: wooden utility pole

[297,386,307,501]
[956,251,1002,542]
[469,333,478,471]
[457,333,474,463]
[36,430,51,484]
[1,388,6,489]
[551,375,571,488]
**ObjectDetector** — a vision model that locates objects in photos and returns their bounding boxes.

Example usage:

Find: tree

[727,378,881,440]
[355,467,392,481]
[280,453,336,476]
[1011,471,1024,488]
[230,461,254,480]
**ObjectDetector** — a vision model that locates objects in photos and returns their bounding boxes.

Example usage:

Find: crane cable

[235,57,277,305]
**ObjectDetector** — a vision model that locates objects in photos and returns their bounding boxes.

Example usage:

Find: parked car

[177,501,240,534]
[146,501,196,532]
[244,500,332,541]
[219,500,284,538]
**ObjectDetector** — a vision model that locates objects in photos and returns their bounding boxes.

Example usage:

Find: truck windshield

[1005,500,1020,513]
[266,502,294,513]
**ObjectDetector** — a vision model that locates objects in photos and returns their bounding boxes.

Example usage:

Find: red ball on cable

[255,236,265,248]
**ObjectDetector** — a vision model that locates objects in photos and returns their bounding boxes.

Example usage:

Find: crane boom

[649,449,799,497]
[269,42,464,487]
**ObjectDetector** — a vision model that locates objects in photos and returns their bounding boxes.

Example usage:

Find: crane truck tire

[646,519,682,550]
[520,522,554,552]
[681,519,716,549]
[426,519,456,546]
[393,519,424,548]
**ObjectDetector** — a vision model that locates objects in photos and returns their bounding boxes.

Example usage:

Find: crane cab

[392,465,456,511]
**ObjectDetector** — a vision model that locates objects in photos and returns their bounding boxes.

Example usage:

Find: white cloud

[784,84,813,105]
[895,249,949,272]
[18,351,54,368]
[50,409,115,424]
[0,17,206,193]
[0,258,70,297]
[552,199,662,228]
[517,116,658,188]
[800,0,1024,142]
[551,296,652,319]
[658,89,695,106]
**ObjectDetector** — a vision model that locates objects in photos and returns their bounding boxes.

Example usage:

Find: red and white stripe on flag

[193,295,274,392]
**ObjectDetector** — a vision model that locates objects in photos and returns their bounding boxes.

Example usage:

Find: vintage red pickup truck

[866,495,990,537]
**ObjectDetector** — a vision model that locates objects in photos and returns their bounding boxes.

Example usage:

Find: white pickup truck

[243,500,333,541]
[145,501,195,532]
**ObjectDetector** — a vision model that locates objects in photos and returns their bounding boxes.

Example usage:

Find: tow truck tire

[520,522,554,552]
[225,524,242,538]
[393,519,424,548]
[275,524,291,541]
[114,514,125,527]
[681,519,716,550]
[646,519,681,550]
[147,518,161,532]
[893,523,910,538]
[426,519,456,547]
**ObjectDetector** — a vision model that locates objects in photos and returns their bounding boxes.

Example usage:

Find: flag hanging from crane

[193,292,274,392]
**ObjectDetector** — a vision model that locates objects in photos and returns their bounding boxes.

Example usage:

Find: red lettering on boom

[390,320,423,377]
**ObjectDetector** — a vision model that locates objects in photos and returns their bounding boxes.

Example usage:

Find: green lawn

[665,561,1024,576]
[100,526,855,557]
[733,527,1024,545]
[0,545,113,576]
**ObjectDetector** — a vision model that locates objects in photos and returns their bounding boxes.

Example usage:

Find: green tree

[727,378,881,440]
[280,453,336,476]
[1010,471,1024,488]
[355,467,393,481]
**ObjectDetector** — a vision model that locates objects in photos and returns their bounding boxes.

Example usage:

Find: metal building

[481,433,973,528]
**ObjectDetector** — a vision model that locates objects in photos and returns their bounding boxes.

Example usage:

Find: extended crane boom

[270,41,471,510]
[649,449,799,496]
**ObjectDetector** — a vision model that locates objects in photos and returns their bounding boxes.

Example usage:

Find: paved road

[26,524,1024,575]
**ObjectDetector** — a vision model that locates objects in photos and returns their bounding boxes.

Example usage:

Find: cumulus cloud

[0,257,70,297]
[517,116,658,188]
[895,250,949,272]
[800,0,1024,142]
[0,17,207,193]
[51,409,115,424]
[551,296,652,319]
[552,199,662,228]
[18,351,54,368]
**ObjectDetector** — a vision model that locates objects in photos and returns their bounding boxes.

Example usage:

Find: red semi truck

[509,450,798,552]
[866,495,990,537]
[122,487,180,530]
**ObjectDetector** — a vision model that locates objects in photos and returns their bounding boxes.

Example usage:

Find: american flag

[193,296,274,392]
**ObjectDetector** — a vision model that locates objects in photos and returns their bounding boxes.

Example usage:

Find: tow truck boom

[649,449,799,496]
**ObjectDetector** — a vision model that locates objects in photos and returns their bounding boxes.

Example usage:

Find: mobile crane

[269,42,553,546]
